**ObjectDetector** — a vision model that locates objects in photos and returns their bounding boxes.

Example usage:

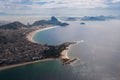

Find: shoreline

[0,26,75,70]
[0,58,56,71]
[60,44,77,64]
[61,45,71,60]
[26,26,77,64]
[26,26,59,43]
[0,26,59,71]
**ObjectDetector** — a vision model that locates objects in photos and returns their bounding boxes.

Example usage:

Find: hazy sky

[0,0,120,16]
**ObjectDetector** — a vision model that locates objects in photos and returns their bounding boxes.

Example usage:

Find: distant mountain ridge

[81,15,116,21]
[66,17,77,21]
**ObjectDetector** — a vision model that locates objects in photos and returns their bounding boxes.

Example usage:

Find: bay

[0,20,120,80]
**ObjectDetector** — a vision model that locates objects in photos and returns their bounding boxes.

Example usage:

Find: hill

[0,21,27,30]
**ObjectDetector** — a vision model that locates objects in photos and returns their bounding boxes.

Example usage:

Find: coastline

[0,58,56,71]
[60,43,78,65]
[26,25,76,64]
[26,26,77,64]
[26,26,59,43]
[0,26,59,71]
[0,26,74,70]
[61,45,71,59]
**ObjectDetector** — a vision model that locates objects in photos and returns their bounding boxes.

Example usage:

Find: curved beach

[26,26,71,61]
[26,26,75,64]
[26,26,59,43]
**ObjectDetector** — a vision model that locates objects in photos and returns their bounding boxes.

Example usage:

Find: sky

[0,0,120,16]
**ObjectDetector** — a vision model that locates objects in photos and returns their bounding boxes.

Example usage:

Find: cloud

[0,0,119,9]
[36,0,108,8]
[0,0,120,15]
[112,0,120,3]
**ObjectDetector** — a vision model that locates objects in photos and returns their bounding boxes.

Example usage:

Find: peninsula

[0,16,72,70]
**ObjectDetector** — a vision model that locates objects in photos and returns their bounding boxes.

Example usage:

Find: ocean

[0,20,120,80]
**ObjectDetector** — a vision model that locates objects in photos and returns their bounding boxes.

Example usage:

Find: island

[0,16,76,70]
[65,17,77,21]
[80,22,85,25]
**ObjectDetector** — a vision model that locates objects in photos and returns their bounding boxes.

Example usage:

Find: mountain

[81,16,106,21]
[0,16,69,30]
[50,16,69,26]
[81,15,116,21]
[0,21,27,30]
[66,17,77,21]
[0,21,11,26]
[32,16,69,27]
[32,20,51,26]
[80,22,85,25]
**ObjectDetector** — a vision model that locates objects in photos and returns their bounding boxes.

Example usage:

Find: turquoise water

[0,20,120,80]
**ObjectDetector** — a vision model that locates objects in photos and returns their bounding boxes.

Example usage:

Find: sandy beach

[26,25,75,64]
[60,44,78,64]
[0,58,56,71]
[61,45,71,59]
[61,50,69,59]
[26,26,76,64]
[26,25,73,63]
[26,26,59,43]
